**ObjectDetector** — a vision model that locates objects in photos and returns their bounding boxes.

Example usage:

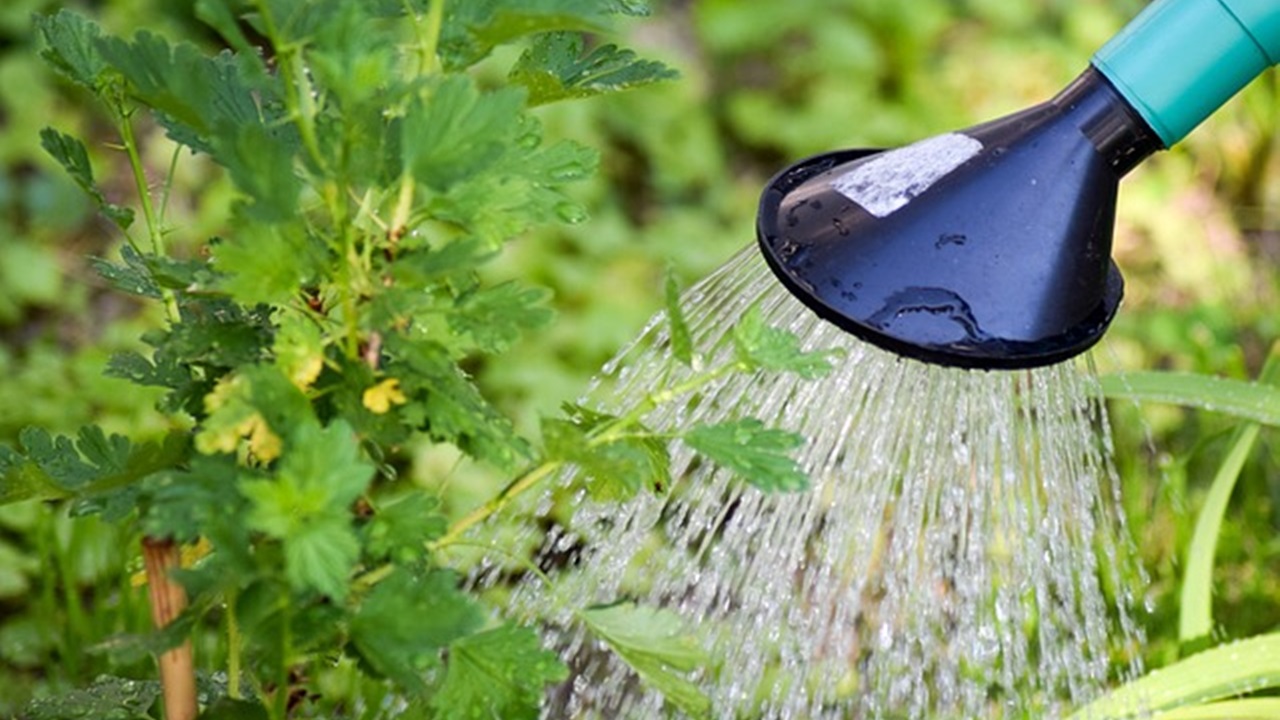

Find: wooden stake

[142,537,198,720]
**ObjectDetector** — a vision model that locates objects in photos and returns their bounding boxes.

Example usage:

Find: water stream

[481,248,1145,719]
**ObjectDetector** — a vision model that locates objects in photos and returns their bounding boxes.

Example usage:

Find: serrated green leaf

[732,304,835,379]
[432,624,567,720]
[542,415,669,501]
[440,1,614,70]
[391,239,497,285]
[449,281,554,353]
[89,246,161,298]
[427,130,598,248]
[684,418,809,492]
[212,220,320,304]
[219,123,303,222]
[35,10,109,91]
[141,454,243,545]
[511,32,677,107]
[402,76,525,191]
[351,569,483,692]
[391,338,531,469]
[579,602,711,718]
[163,297,274,372]
[39,128,135,229]
[240,420,373,598]
[193,0,258,58]
[282,518,360,599]
[96,30,271,150]
[364,492,447,563]
[21,674,161,720]
[0,445,67,505]
[1,427,189,506]
[664,269,693,366]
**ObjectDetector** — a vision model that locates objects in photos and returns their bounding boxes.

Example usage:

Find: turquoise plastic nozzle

[1093,0,1280,147]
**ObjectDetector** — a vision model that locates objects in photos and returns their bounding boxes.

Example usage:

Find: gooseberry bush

[3,2,833,718]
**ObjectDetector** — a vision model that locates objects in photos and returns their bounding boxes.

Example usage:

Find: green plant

[1,3,836,718]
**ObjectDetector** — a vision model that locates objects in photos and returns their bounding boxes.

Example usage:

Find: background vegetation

[0,0,1277,716]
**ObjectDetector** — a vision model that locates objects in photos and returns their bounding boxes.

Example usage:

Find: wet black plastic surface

[756,67,1161,370]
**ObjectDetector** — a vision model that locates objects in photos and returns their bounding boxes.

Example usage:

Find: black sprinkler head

[757,68,1162,370]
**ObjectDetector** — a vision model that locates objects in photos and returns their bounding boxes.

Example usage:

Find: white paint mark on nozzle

[832,133,983,218]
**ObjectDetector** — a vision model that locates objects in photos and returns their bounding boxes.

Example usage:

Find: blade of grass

[1155,699,1280,720]
[1097,371,1280,427]
[1067,633,1280,720]
[1178,342,1280,645]
[1179,423,1259,643]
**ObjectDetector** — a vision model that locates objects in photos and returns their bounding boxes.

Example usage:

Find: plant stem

[142,537,197,720]
[119,112,163,256]
[226,586,243,700]
[50,518,84,679]
[118,109,182,322]
[408,0,446,75]
[274,603,292,720]
[255,0,326,173]
[431,460,564,551]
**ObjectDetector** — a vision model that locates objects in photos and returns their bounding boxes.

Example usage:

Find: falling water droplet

[487,248,1143,720]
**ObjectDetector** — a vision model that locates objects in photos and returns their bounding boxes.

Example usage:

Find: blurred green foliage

[0,0,1277,714]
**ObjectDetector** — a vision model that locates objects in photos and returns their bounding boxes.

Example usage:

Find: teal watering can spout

[755,0,1280,370]
[1094,0,1280,147]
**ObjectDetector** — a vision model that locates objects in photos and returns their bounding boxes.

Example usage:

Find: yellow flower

[363,378,407,414]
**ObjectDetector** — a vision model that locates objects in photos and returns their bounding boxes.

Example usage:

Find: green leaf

[199,698,270,720]
[664,269,693,366]
[1153,699,1280,720]
[39,128,135,229]
[0,428,188,506]
[240,420,373,598]
[432,624,567,720]
[89,245,161,298]
[440,1,615,70]
[283,518,361,600]
[21,674,160,720]
[684,418,809,492]
[732,304,835,379]
[1067,634,1280,720]
[351,569,484,692]
[141,454,244,545]
[216,123,302,222]
[578,602,711,718]
[35,10,108,91]
[363,492,448,563]
[449,281,554,353]
[96,30,271,150]
[1178,344,1280,644]
[511,32,678,107]
[391,338,532,469]
[212,221,319,304]
[402,76,525,190]
[542,414,670,501]
[162,297,274,372]
[1098,371,1280,427]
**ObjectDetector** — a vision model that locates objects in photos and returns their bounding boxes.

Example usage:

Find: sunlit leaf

[665,269,693,366]
[1068,634,1280,720]
[432,624,567,720]
[732,304,835,379]
[579,602,710,718]
[684,418,809,492]
[510,32,677,107]
[1098,372,1280,427]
